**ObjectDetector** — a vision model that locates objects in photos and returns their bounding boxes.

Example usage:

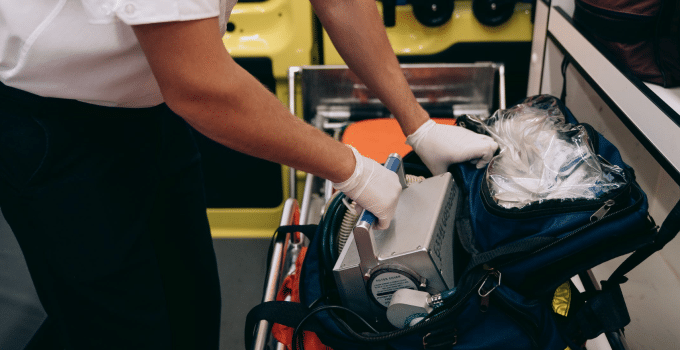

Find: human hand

[406,119,498,175]
[332,146,402,230]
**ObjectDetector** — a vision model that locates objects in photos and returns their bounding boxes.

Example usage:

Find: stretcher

[249,64,631,350]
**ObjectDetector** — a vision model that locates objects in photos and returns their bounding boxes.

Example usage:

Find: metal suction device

[333,153,458,329]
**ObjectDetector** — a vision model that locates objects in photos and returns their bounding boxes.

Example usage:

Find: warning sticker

[370,272,417,307]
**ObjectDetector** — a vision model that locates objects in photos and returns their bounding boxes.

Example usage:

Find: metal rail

[251,198,298,350]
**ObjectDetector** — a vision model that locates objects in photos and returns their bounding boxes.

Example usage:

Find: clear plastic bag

[470,96,627,209]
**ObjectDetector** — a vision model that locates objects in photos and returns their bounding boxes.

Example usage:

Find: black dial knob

[412,0,455,28]
[472,0,516,27]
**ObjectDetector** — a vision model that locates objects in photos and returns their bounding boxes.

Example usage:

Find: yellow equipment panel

[323,1,533,65]
[223,0,317,105]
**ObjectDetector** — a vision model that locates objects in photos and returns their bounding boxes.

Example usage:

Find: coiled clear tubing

[468,95,627,209]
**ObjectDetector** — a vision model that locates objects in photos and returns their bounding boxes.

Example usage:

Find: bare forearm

[132,18,355,183]
[310,0,429,135]
[175,63,355,183]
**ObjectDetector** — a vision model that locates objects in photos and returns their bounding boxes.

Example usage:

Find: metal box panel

[332,173,458,328]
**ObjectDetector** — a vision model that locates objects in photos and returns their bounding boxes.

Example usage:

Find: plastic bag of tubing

[463,97,628,209]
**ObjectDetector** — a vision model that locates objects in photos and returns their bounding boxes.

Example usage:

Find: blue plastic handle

[358,154,403,226]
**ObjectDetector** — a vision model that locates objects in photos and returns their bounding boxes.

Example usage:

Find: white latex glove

[332,146,402,230]
[406,119,499,175]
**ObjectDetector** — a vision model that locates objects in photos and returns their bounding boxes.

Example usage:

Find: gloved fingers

[468,137,498,168]
[475,152,494,169]
[430,134,497,173]
[406,121,499,175]
[332,146,402,230]
[359,165,401,230]
[373,198,398,230]
[452,132,495,156]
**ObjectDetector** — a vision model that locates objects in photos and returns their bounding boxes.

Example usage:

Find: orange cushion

[341,118,457,163]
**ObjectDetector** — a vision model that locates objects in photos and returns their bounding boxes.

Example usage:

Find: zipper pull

[480,294,490,313]
[478,269,502,312]
[590,199,615,222]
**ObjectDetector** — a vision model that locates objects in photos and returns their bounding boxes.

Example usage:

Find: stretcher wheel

[413,0,455,28]
[472,0,516,27]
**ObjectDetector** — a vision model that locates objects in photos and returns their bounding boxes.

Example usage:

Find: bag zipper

[590,199,615,222]
[499,190,644,269]
[480,177,631,219]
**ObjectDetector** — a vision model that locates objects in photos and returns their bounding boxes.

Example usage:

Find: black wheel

[412,0,455,28]
[472,0,516,27]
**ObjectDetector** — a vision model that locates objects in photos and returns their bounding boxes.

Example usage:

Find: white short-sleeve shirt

[0,0,236,107]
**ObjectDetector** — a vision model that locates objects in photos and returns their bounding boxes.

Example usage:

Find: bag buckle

[423,328,457,349]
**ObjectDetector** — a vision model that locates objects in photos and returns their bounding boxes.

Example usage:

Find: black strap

[565,282,631,345]
[464,236,557,272]
[276,224,319,240]
[560,56,570,103]
[245,301,319,350]
[608,198,680,284]
[244,301,378,350]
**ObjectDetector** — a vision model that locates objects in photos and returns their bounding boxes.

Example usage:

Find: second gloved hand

[406,119,499,175]
[332,146,402,230]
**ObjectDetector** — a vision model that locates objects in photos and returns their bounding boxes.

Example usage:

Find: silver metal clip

[478,270,502,297]
[427,294,443,308]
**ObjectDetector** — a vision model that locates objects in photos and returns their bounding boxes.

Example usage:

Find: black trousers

[0,83,221,349]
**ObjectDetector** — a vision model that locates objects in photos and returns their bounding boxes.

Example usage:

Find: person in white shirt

[0,0,498,348]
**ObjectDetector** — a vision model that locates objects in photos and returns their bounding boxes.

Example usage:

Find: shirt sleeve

[114,0,220,25]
